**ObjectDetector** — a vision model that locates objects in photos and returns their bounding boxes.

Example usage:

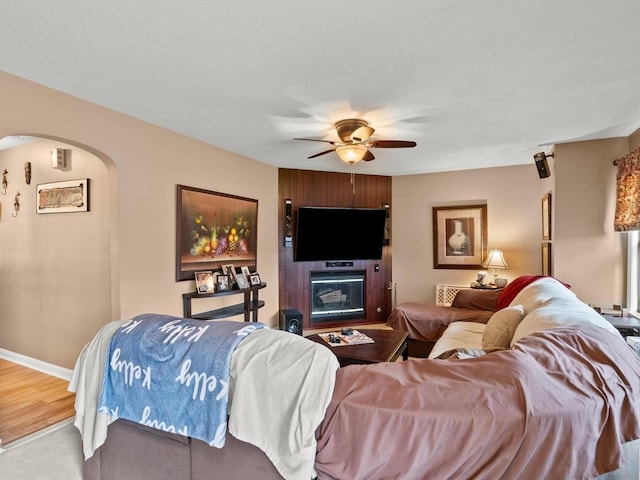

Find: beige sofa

[388,287,501,356]
[429,276,620,358]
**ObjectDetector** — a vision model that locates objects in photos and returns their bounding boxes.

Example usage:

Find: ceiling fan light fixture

[336,144,368,164]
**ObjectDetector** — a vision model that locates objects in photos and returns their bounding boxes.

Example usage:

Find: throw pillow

[482,304,526,349]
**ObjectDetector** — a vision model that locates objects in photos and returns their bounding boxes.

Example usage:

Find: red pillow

[496,275,571,311]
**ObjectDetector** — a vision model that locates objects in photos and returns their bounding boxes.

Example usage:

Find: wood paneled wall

[278,169,392,330]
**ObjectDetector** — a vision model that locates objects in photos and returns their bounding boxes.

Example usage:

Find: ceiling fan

[294,118,417,164]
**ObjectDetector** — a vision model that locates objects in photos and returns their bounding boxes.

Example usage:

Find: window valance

[614,146,640,232]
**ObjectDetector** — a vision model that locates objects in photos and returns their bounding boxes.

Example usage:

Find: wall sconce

[1,168,7,195]
[533,151,554,179]
[51,148,67,169]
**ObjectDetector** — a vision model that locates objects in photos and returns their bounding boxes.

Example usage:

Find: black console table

[182,282,266,322]
[602,314,640,338]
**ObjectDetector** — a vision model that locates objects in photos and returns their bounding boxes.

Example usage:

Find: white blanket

[428,321,485,359]
[68,319,125,459]
[229,328,339,480]
[509,277,618,345]
[69,320,339,480]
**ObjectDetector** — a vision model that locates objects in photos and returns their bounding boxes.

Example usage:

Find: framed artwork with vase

[433,204,487,269]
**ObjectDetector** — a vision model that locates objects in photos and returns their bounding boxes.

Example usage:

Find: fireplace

[310,271,365,323]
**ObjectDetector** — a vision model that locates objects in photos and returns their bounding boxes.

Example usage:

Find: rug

[0,419,82,480]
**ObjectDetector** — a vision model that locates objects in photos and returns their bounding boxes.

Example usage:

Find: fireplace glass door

[310,271,365,323]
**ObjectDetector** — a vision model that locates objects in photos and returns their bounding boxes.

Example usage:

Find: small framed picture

[236,272,250,289]
[542,192,552,241]
[195,271,214,294]
[249,273,261,286]
[37,178,90,214]
[216,274,230,292]
[222,264,237,284]
[541,242,552,276]
[241,266,251,278]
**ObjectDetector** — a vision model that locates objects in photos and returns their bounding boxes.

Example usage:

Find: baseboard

[0,418,74,452]
[0,349,73,381]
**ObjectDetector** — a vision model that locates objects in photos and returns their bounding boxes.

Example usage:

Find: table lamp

[482,249,509,287]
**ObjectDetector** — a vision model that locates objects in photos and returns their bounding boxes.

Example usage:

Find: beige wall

[392,164,543,304]
[630,130,640,151]
[553,138,628,305]
[392,137,632,308]
[0,72,279,369]
[0,139,111,367]
[1,71,635,369]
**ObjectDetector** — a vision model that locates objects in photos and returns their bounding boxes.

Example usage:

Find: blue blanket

[97,314,265,447]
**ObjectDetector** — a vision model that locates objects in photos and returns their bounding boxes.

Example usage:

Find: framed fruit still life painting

[176,185,258,281]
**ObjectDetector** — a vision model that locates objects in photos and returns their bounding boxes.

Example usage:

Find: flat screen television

[294,207,387,262]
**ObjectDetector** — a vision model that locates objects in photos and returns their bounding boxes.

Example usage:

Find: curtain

[614,147,640,232]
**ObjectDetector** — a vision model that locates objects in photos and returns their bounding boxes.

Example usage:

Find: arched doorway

[0,135,118,370]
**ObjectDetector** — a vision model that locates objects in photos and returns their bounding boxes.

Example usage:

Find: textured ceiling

[2,1,640,176]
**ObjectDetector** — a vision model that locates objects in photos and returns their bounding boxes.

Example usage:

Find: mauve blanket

[315,325,640,480]
[388,302,493,342]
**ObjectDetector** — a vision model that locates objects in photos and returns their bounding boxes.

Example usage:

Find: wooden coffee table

[306,328,408,367]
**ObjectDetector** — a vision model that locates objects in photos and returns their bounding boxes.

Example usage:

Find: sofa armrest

[388,302,493,343]
[451,289,501,311]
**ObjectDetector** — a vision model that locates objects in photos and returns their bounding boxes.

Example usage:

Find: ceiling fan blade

[308,148,336,159]
[362,150,375,162]
[293,137,338,145]
[370,140,417,148]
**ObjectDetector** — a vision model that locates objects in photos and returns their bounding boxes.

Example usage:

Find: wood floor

[0,359,76,446]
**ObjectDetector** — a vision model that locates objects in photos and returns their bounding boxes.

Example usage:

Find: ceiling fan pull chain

[350,164,356,194]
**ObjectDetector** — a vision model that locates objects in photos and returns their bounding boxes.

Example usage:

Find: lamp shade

[482,249,509,270]
[336,144,367,164]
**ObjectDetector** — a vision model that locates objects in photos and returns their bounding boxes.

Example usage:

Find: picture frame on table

[216,274,230,292]
[175,184,258,281]
[236,272,250,289]
[222,264,237,285]
[194,271,214,294]
[432,204,487,269]
[241,266,251,278]
[249,273,261,286]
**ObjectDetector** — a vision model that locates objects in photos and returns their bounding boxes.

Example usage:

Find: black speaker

[279,309,303,336]
[533,152,551,179]
[284,199,292,247]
